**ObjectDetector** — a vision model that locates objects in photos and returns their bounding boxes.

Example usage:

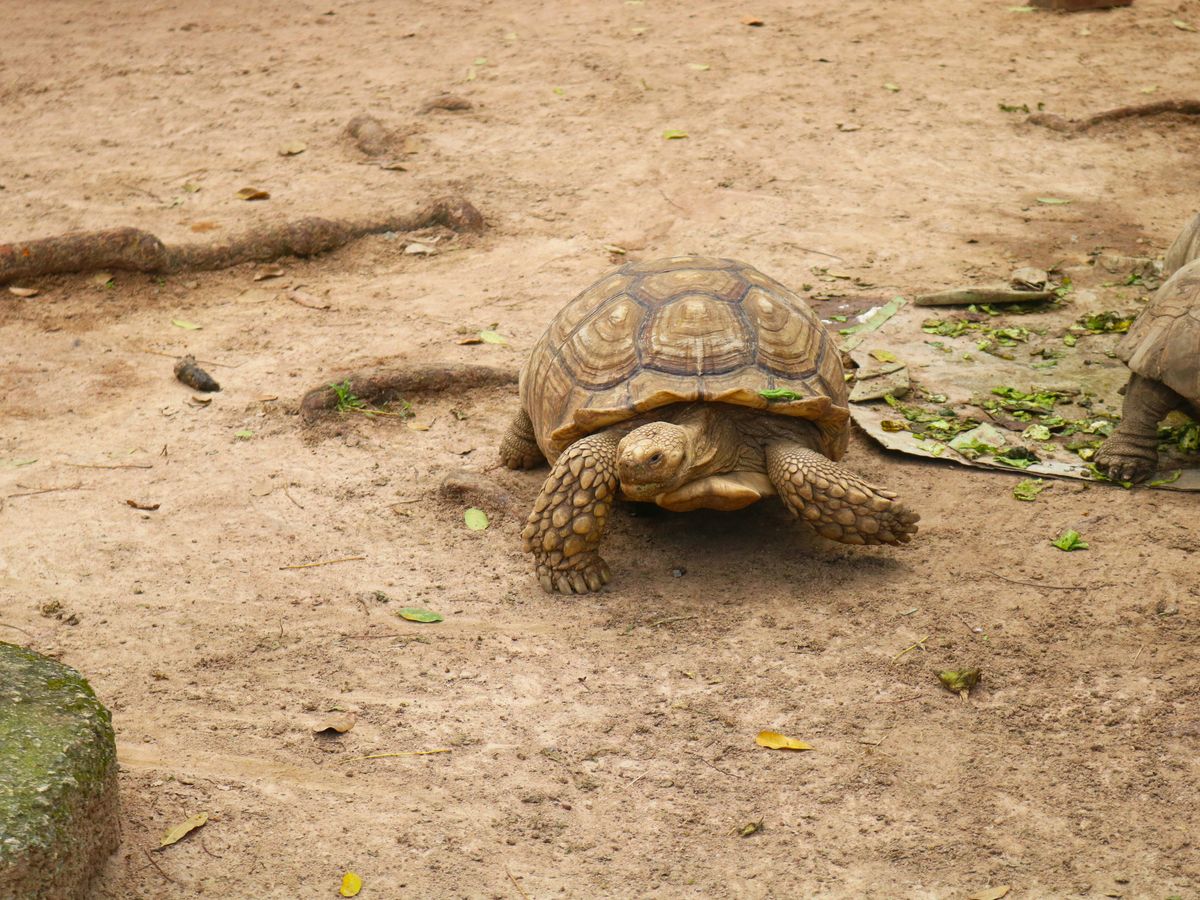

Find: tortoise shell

[521,256,850,462]
[1119,258,1200,402]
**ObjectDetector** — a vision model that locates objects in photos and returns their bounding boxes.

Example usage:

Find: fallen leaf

[171,318,202,330]
[869,349,898,363]
[8,286,39,298]
[93,272,114,287]
[405,242,437,256]
[662,129,689,140]
[457,336,483,345]
[278,140,307,156]
[688,63,711,71]
[313,712,356,735]
[407,421,432,432]
[125,499,160,511]
[837,122,862,132]
[235,430,254,440]
[1140,85,1159,94]
[883,82,900,92]
[1051,529,1088,551]
[398,607,444,623]
[1172,19,1197,32]
[188,395,213,406]
[759,388,804,402]
[339,872,363,897]
[236,187,270,201]
[190,221,220,233]
[740,16,764,26]
[478,329,507,344]
[1012,478,1046,502]
[967,887,1011,900]
[159,812,209,848]
[287,289,331,310]
[1036,197,1070,205]
[937,668,981,697]
[379,159,408,171]
[254,266,285,281]
[755,731,814,751]
[604,244,627,255]
[464,507,490,530]
[182,182,201,193]
[735,819,764,837]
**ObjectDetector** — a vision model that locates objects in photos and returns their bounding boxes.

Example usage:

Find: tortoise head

[616,422,692,500]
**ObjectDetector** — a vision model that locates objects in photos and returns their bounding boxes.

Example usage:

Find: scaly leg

[522,431,620,594]
[1094,374,1183,483]
[499,407,545,470]
[766,442,919,545]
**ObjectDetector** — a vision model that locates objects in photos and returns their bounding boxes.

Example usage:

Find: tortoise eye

[649,452,663,464]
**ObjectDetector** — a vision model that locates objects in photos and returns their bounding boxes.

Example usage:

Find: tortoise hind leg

[522,431,620,594]
[1094,374,1182,484]
[500,407,545,470]
[766,442,919,545]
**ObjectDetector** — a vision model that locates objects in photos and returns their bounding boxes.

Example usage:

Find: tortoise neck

[661,404,742,479]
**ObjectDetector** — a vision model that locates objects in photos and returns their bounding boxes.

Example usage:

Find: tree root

[0,196,484,284]
[1028,99,1200,133]
[300,362,517,423]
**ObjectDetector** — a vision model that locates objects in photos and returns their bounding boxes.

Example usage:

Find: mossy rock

[0,642,120,899]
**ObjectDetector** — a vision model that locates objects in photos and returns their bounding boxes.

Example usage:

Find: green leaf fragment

[478,330,507,344]
[1148,470,1182,487]
[234,429,254,439]
[758,388,804,402]
[1051,529,1088,551]
[171,318,202,330]
[662,129,688,140]
[1012,478,1046,501]
[464,507,490,530]
[398,607,444,623]
[1036,197,1071,205]
[938,668,981,695]
[883,83,900,92]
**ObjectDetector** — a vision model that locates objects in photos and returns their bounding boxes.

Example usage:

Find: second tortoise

[500,256,920,594]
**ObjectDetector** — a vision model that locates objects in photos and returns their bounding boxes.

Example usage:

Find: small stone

[671,567,686,577]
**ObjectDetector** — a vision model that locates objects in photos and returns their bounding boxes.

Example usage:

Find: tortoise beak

[617,428,688,499]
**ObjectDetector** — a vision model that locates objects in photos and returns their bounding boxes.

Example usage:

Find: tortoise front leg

[766,441,919,545]
[522,430,620,594]
[1094,374,1183,483]
[499,407,545,470]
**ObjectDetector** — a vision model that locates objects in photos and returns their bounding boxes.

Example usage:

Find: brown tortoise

[499,256,920,594]
[1095,212,1200,482]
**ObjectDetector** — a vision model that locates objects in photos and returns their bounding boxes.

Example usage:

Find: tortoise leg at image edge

[499,407,546,470]
[522,430,620,594]
[765,442,920,545]
[1094,374,1184,484]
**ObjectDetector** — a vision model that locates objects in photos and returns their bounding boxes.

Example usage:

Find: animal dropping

[500,257,919,594]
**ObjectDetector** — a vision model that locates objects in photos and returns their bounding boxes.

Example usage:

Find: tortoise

[499,256,920,594]
[1095,213,1200,483]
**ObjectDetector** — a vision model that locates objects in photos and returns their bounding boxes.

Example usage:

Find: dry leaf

[837,122,862,132]
[171,318,202,330]
[313,712,356,735]
[408,421,432,432]
[236,187,270,201]
[741,16,764,26]
[93,272,114,287]
[287,289,331,310]
[405,242,437,256]
[755,731,814,751]
[8,286,39,298]
[457,336,483,345]
[253,266,285,281]
[339,872,363,897]
[159,812,209,848]
[464,507,489,530]
[967,887,1011,900]
[278,140,307,156]
[1172,19,1197,31]
[190,221,220,233]
[258,394,279,402]
[379,159,408,171]
[188,395,213,406]
[125,499,160,511]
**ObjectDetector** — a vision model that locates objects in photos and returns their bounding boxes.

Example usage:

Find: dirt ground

[2,0,1199,897]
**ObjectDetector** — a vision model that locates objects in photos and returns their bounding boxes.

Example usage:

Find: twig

[985,570,1087,591]
[136,348,239,369]
[66,462,153,470]
[506,866,531,900]
[142,848,178,885]
[286,290,332,311]
[783,243,845,262]
[1132,644,1146,665]
[892,635,930,664]
[1028,99,1200,133]
[5,483,82,499]
[858,729,893,748]
[658,188,685,212]
[347,749,452,761]
[199,837,223,859]
[875,694,924,704]
[624,771,649,790]
[283,485,304,509]
[279,555,366,570]
[684,749,743,780]
[0,622,35,639]
[648,614,698,628]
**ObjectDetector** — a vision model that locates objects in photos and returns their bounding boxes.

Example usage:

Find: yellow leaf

[159,812,209,848]
[339,872,363,897]
[869,349,898,363]
[967,887,1010,900]
[236,187,270,200]
[755,731,814,751]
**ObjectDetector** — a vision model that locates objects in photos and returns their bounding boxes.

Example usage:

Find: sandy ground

[2,1,1199,897]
